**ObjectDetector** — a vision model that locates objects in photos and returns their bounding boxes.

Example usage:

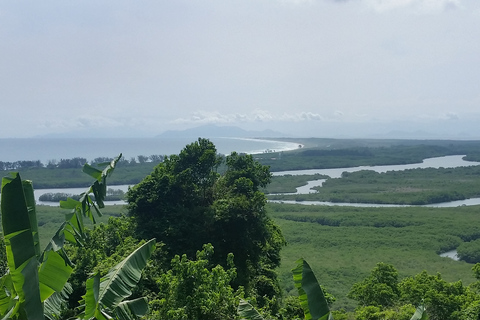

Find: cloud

[38,115,165,131]
[171,110,328,125]
[39,116,121,130]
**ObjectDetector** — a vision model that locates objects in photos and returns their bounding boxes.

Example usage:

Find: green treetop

[126,138,285,309]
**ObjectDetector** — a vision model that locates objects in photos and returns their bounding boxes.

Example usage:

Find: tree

[399,270,465,320]
[211,152,285,302]
[348,262,400,308]
[127,138,285,307]
[137,155,149,164]
[127,138,221,258]
[148,244,242,320]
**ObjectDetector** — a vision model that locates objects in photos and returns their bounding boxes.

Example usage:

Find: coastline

[0,137,302,163]
[229,137,303,154]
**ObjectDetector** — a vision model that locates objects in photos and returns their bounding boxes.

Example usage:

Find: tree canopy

[126,138,285,307]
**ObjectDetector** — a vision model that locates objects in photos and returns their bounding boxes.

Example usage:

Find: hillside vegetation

[3,137,480,320]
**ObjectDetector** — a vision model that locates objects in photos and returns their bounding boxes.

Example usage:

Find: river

[35,185,131,207]
[269,155,480,208]
[34,154,480,207]
[272,154,480,178]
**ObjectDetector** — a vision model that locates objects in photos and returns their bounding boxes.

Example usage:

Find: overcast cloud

[1,0,479,138]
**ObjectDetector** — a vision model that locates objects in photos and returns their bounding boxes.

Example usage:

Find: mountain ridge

[157,124,287,139]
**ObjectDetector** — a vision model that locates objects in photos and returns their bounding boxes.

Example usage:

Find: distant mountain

[157,125,286,139]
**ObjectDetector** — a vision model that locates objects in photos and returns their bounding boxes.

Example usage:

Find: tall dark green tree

[126,138,285,307]
[126,138,222,258]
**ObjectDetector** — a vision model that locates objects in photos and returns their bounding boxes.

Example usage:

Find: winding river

[35,155,480,208]
[269,155,480,208]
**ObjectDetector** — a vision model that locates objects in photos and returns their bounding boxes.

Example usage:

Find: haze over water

[0,137,300,163]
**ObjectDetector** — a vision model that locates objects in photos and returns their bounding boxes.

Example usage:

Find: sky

[1,0,479,139]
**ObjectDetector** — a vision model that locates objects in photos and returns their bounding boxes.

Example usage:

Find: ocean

[0,137,300,163]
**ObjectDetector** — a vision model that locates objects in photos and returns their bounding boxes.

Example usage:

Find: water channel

[270,155,480,208]
[33,155,480,262]
[34,155,480,208]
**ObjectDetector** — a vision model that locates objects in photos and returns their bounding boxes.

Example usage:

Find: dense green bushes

[346,262,480,320]
[458,240,480,264]
[148,244,242,320]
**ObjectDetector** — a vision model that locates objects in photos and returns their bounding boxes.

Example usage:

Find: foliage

[39,188,125,202]
[292,258,332,320]
[238,258,335,320]
[458,239,480,263]
[76,239,156,320]
[65,216,140,310]
[277,295,305,320]
[238,299,266,320]
[127,138,285,308]
[2,159,160,188]
[268,203,480,310]
[263,174,328,194]
[268,166,480,205]
[5,138,480,189]
[256,139,480,172]
[148,244,242,320]
[348,263,476,320]
[1,155,153,320]
[126,138,222,256]
[348,262,399,307]
[1,173,71,319]
[399,271,465,320]
[0,234,6,276]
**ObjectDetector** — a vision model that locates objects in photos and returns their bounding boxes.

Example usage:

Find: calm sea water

[0,137,300,163]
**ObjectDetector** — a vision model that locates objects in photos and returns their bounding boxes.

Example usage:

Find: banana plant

[410,305,428,320]
[237,299,265,320]
[1,173,73,319]
[0,155,125,319]
[238,258,333,320]
[292,258,333,320]
[77,239,156,320]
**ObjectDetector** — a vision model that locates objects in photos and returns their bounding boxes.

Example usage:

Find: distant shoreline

[0,136,301,163]
[229,137,303,154]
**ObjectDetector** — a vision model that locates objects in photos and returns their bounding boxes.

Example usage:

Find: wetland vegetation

[3,137,480,319]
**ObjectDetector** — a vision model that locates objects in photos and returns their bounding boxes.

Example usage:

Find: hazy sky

[1,0,479,139]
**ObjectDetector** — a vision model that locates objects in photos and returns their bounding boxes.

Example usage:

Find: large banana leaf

[410,305,428,320]
[83,155,122,209]
[0,274,16,316]
[113,297,149,320]
[58,154,123,245]
[292,258,333,320]
[38,250,73,301]
[81,239,156,319]
[43,283,72,320]
[237,299,265,320]
[1,173,44,319]
[22,180,41,259]
[1,156,123,320]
